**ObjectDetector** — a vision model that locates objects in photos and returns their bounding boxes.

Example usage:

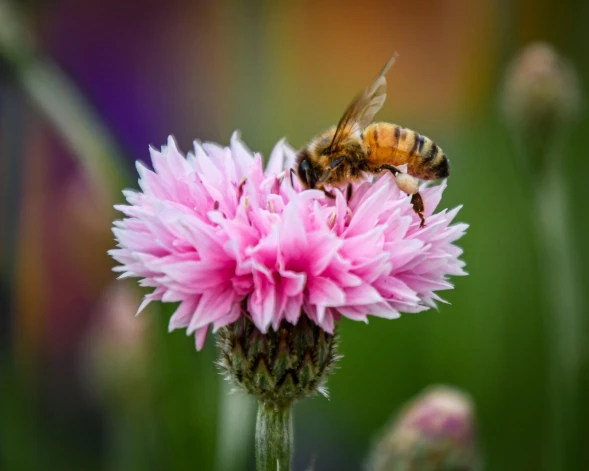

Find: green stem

[533,161,582,470]
[215,380,256,471]
[0,0,132,200]
[255,402,293,471]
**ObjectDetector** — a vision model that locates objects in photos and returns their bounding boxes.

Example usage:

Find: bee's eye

[297,158,315,188]
[297,160,307,185]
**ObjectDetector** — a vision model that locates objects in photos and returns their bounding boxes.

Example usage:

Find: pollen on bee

[395,173,419,195]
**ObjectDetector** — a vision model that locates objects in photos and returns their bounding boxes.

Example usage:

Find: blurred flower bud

[501,42,580,144]
[64,173,115,293]
[82,282,150,405]
[217,314,339,408]
[368,385,481,471]
[0,1,35,64]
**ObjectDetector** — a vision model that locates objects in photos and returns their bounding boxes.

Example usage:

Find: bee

[295,54,449,227]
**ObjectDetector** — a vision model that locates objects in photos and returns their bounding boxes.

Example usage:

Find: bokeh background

[1,0,588,470]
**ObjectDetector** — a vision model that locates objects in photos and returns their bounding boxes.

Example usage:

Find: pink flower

[368,386,480,470]
[109,134,467,350]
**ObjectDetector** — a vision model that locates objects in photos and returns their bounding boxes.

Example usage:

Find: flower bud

[501,42,579,140]
[368,385,481,471]
[82,282,150,404]
[0,2,35,64]
[217,314,339,408]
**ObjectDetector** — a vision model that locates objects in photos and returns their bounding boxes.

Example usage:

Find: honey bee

[295,54,449,227]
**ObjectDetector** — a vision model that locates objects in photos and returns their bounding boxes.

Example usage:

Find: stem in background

[0,0,132,200]
[533,160,582,471]
[255,401,293,471]
[0,78,24,350]
[500,41,583,469]
[215,379,256,471]
[17,60,132,197]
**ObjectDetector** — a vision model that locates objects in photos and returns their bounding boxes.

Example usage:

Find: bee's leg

[373,164,401,176]
[317,156,347,185]
[289,168,296,186]
[410,192,426,228]
[346,183,353,202]
[323,189,336,199]
[375,165,425,226]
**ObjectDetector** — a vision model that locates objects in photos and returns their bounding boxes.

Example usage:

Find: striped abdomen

[363,123,450,180]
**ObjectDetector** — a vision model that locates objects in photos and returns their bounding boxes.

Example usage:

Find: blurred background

[1,0,588,470]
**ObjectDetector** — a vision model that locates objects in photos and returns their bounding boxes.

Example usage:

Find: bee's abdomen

[364,123,449,180]
[413,134,450,179]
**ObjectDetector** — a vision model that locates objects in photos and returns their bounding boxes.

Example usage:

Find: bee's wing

[328,54,397,152]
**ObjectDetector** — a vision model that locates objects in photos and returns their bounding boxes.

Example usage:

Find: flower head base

[368,386,481,471]
[109,134,466,350]
[217,313,338,407]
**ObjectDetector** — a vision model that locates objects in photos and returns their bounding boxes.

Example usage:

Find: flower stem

[215,379,255,471]
[533,160,583,470]
[0,0,132,199]
[255,401,293,471]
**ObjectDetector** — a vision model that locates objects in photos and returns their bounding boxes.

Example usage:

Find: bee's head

[296,150,317,189]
